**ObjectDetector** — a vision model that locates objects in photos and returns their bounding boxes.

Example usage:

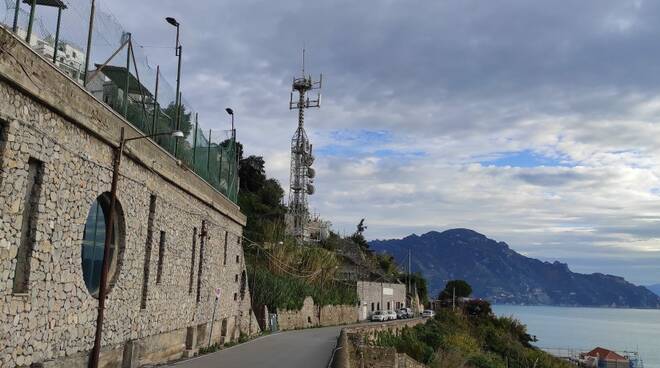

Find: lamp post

[225,107,234,132]
[225,108,238,197]
[89,128,183,368]
[166,16,183,156]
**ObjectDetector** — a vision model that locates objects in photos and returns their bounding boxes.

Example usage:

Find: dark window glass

[81,194,120,296]
[157,231,166,284]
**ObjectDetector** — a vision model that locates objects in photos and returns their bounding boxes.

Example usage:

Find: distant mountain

[370,229,660,308]
[646,284,660,297]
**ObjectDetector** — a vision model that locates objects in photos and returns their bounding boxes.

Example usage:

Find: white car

[422,309,435,318]
[386,310,397,320]
[371,310,387,322]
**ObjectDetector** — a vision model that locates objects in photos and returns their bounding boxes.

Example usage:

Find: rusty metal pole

[90,127,124,368]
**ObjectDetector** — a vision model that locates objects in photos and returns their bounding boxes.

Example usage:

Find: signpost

[208,288,221,346]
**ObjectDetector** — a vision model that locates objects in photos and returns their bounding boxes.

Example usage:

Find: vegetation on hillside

[237,150,287,243]
[374,280,562,368]
[376,307,568,368]
[439,280,473,300]
[237,151,358,310]
[246,240,358,311]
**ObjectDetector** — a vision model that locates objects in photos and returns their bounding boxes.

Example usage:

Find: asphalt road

[167,326,343,368]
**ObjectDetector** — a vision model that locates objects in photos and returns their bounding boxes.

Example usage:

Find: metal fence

[1,0,239,203]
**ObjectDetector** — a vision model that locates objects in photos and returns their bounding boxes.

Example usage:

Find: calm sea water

[492,305,660,368]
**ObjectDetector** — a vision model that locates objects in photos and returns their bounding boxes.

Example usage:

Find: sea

[492,305,660,368]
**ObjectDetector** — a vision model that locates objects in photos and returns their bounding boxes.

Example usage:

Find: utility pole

[452,287,456,311]
[407,248,411,305]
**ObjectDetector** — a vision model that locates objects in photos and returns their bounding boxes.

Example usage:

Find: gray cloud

[83,0,660,285]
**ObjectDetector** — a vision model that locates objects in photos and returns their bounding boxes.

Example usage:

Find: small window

[189,228,197,294]
[156,231,166,284]
[233,293,237,301]
[81,193,124,296]
[240,271,247,300]
[223,232,228,265]
[371,303,375,312]
[235,255,240,264]
[235,274,238,282]
[13,158,44,294]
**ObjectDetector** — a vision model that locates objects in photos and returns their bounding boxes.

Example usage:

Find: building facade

[0,27,256,368]
[357,281,407,320]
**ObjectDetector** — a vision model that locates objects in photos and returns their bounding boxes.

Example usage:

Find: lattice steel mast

[288,50,322,241]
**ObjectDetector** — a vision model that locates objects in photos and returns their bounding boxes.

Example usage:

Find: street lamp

[166,16,183,156]
[225,107,234,131]
[90,129,182,368]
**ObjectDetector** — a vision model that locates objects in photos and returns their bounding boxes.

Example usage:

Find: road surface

[167,326,343,368]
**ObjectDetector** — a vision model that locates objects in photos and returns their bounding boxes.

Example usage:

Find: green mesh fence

[0,0,238,203]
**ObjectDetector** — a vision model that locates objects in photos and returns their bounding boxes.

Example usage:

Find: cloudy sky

[14,0,660,285]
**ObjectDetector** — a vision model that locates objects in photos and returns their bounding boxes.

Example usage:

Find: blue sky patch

[316,129,425,159]
[480,149,570,168]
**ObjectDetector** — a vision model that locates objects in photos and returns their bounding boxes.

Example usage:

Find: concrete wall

[357,281,407,320]
[276,296,358,331]
[0,27,258,368]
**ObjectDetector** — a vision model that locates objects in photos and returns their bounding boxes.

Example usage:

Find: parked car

[386,310,397,320]
[371,310,387,322]
[397,308,413,319]
[422,309,435,318]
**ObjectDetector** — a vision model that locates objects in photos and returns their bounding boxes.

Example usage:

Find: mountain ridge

[369,229,660,308]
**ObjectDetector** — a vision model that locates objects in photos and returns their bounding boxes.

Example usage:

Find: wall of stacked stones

[0,28,256,367]
[276,296,358,331]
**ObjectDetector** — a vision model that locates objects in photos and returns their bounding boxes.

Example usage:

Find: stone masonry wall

[0,27,258,367]
[340,319,428,368]
[276,296,358,331]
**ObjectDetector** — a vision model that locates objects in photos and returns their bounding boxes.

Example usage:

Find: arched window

[81,193,124,296]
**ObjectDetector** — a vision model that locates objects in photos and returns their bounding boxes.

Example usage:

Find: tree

[439,280,472,300]
[239,155,266,193]
[463,299,492,318]
[238,152,287,242]
[350,218,369,249]
[400,273,429,305]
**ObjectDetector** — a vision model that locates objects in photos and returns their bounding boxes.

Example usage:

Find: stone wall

[276,296,358,331]
[334,319,428,368]
[0,27,258,368]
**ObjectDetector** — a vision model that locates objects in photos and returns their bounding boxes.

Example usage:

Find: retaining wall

[0,26,258,368]
[333,318,428,368]
[276,296,358,331]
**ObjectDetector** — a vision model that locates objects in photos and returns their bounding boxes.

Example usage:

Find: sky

[12,0,660,285]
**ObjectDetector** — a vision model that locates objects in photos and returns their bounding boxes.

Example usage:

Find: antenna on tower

[287,50,322,242]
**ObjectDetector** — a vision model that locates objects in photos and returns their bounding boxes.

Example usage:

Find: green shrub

[249,265,358,311]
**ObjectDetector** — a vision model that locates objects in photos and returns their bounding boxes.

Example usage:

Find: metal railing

[1,0,239,203]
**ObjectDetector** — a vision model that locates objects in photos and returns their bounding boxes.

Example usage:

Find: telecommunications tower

[288,51,322,241]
